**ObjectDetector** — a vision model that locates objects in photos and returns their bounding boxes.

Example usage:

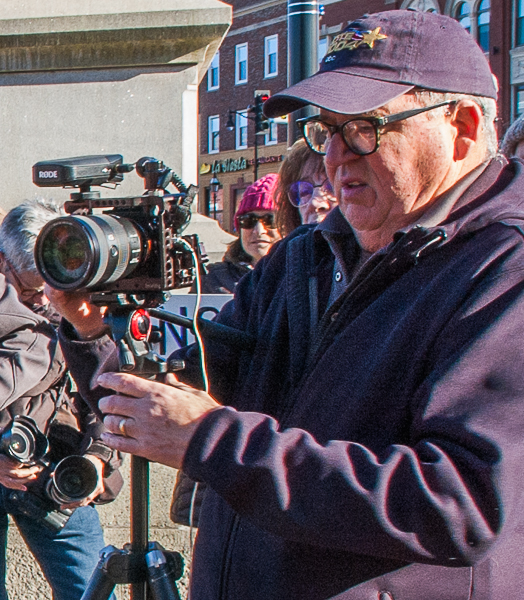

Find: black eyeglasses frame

[298,101,456,157]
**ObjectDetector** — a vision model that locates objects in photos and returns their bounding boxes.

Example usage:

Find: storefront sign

[200,154,285,176]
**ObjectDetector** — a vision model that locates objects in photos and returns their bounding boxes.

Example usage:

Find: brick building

[199,0,517,234]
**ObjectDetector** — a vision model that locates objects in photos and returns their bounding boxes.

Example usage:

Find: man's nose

[324,131,359,168]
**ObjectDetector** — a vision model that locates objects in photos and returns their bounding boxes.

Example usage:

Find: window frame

[265,120,278,146]
[235,43,249,85]
[264,35,278,79]
[518,0,524,46]
[476,0,490,52]
[208,115,220,154]
[236,110,249,150]
[207,52,220,91]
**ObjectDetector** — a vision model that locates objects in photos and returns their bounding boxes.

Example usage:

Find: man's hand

[45,286,108,340]
[0,455,44,491]
[58,455,106,510]
[98,372,221,470]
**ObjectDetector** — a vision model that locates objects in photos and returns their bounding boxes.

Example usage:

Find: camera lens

[35,215,143,291]
[8,429,34,462]
[48,456,99,504]
[0,418,48,464]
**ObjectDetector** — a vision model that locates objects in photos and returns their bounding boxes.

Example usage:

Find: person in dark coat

[194,173,281,294]
[48,10,524,600]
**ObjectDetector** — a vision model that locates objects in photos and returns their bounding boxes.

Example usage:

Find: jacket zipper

[279,226,446,426]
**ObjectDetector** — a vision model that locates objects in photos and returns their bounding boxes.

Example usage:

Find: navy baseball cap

[264,9,497,118]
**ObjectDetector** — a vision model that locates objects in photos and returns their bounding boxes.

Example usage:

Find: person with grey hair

[0,198,63,308]
[0,198,122,600]
[500,113,524,159]
[49,10,524,600]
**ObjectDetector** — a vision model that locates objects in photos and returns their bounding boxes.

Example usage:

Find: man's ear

[451,100,483,161]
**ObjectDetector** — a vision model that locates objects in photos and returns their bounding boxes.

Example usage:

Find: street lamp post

[209,176,220,220]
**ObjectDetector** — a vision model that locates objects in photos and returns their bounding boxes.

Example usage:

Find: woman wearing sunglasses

[191,174,281,297]
[275,139,337,235]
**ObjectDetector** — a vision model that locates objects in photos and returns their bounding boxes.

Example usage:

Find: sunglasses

[237,213,277,230]
[288,178,335,207]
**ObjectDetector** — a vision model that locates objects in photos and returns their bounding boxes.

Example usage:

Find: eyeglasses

[237,213,277,230]
[298,101,455,157]
[3,259,45,303]
[288,178,335,207]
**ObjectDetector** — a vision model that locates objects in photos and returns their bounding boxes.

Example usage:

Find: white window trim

[445,0,490,48]
[208,115,220,154]
[265,120,278,146]
[236,110,249,150]
[235,43,248,85]
[264,35,278,79]
[207,52,220,91]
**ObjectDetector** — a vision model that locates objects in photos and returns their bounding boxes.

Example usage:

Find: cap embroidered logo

[327,27,387,54]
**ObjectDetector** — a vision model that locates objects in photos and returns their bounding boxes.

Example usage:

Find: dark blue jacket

[62,157,524,600]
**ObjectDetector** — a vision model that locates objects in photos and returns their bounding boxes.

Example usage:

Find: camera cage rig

[33,154,206,309]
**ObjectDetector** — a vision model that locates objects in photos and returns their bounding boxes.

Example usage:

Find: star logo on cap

[326,27,388,55]
[360,27,388,48]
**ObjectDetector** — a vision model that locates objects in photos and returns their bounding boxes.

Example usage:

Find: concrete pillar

[0,0,235,262]
[0,1,232,597]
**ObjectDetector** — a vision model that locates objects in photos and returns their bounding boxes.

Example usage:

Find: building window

[236,110,249,150]
[265,120,278,145]
[454,1,471,33]
[207,52,219,91]
[477,0,490,52]
[208,115,220,154]
[206,186,224,227]
[451,0,490,51]
[318,37,329,65]
[264,35,278,78]
[516,85,524,118]
[518,0,524,46]
[235,43,248,85]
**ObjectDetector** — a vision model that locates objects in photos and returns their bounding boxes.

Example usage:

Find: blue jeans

[0,485,111,600]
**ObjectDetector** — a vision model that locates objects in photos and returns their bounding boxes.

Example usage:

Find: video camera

[0,416,99,531]
[33,154,206,302]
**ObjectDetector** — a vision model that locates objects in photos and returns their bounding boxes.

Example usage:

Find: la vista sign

[200,154,284,176]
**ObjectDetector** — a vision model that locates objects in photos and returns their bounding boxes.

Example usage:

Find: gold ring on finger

[118,417,128,437]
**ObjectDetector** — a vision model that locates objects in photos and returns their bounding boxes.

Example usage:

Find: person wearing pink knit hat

[234,173,281,266]
[187,173,282,297]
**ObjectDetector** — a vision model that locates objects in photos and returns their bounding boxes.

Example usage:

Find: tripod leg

[80,546,118,600]
[146,549,182,600]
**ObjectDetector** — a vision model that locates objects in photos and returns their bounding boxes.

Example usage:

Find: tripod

[81,297,185,600]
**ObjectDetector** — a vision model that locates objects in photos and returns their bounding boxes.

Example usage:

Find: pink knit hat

[234,173,278,230]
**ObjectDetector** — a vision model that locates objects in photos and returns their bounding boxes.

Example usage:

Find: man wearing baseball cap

[50,10,524,600]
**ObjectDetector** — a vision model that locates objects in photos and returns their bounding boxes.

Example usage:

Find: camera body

[33,155,206,299]
[0,416,99,530]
